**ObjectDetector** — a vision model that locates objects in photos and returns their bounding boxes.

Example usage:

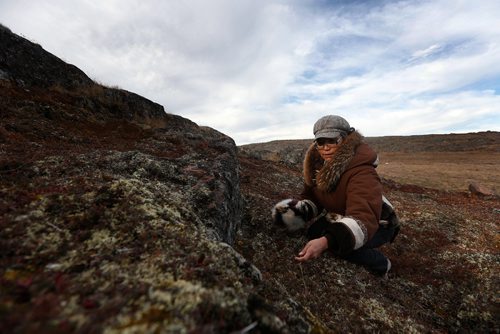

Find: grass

[377,151,500,193]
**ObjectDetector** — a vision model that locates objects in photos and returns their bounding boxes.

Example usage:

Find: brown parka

[301,131,383,255]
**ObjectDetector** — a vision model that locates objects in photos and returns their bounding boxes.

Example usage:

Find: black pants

[341,224,395,274]
[307,218,396,274]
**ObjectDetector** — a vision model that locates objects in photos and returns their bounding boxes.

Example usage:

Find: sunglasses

[314,137,343,149]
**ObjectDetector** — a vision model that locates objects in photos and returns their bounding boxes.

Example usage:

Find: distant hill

[239,131,500,167]
[366,132,499,152]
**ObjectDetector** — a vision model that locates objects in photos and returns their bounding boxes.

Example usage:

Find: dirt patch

[377,151,500,193]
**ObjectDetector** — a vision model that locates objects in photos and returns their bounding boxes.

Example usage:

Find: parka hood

[303,131,378,192]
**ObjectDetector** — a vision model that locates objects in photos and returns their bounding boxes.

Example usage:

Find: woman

[272,115,399,275]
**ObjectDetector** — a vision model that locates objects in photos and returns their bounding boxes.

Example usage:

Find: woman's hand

[295,237,328,262]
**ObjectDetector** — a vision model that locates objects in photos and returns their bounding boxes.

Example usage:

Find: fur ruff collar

[303,131,364,192]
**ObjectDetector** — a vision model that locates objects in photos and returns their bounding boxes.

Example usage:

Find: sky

[1,0,499,145]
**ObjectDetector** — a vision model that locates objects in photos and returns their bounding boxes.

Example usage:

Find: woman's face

[315,137,343,161]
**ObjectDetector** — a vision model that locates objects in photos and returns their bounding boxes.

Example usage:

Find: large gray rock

[0,25,327,333]
[0,24,93,89]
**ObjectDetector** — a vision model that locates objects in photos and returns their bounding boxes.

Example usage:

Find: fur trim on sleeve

[324,214,369,255]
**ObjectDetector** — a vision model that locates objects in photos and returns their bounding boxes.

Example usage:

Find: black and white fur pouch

[271,199,318,232]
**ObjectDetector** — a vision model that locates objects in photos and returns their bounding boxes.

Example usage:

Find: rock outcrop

[239,139,311,168]
[0,25,326,333]
[0,25,93,89]
[469,181,497,198]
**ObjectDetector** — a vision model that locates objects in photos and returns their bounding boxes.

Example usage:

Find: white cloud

[409,44,443,62]
[0,0,499,144]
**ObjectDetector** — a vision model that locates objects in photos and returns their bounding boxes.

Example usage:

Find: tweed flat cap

[313,115,351,139]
